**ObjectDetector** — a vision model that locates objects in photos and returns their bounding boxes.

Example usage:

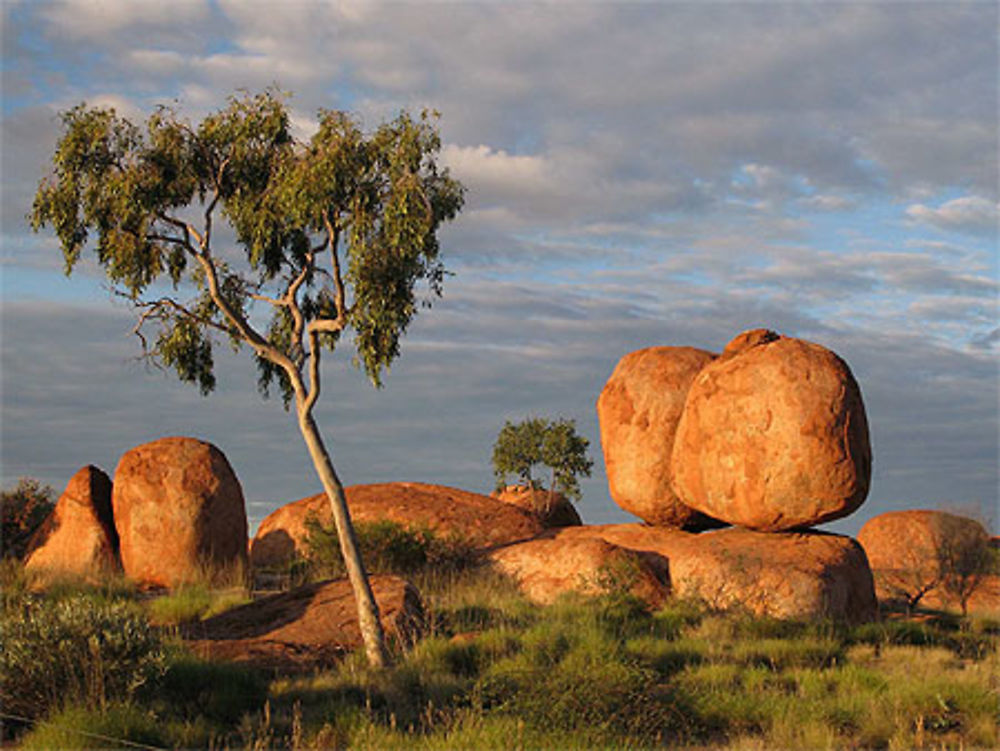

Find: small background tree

[492,417,593,513]
[936,515,996,618]
[31,91,464,666]
[1,479,56,561]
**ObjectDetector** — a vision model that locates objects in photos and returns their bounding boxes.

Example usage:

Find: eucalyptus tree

[492,417,593,512]
[31,91,465,667]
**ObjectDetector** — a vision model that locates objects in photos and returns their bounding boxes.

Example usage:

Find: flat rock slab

[551,524,877,623]
[486,534,669,608]
[182,575,424,670]
[251,482,544,569]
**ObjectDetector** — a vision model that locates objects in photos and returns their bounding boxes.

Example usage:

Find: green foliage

[304,516,475,579]
[491,416,593,500]
[1,477,56,560]
[18,702,166,750]
[32,90,465,400]
[152,652,269,726]
[0,593,166,723]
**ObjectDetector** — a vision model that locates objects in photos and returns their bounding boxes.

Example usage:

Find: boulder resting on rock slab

[596,346,721,529]
[492,485,582,528]
[251,482,543,569]
[671,330,871,531]
[113,437,248,588]
[181,575,424,670]
[25,465,119,583]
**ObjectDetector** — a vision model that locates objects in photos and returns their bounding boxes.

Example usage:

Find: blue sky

[2,0,997,536]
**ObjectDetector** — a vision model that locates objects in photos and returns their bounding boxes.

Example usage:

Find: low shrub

[18,702,165,750]
[0,593,166,724]
[305,517,476,579]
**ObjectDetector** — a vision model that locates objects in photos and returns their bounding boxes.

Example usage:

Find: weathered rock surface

[112,437,248,588]
[182,575,423,670]
[486,534,669,608]
[596,346,721,529]
[858,510,992,609]
[492,485,582,528]
[671,330,871,531]
[25,466,119,582]
[251,482,544,569]
[550,524,877,623]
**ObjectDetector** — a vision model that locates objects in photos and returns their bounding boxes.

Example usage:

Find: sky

[1,0,997,537]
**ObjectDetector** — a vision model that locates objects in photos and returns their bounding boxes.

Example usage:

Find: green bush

[0,594,166,723]
[305,516,476,578]
[150,652,268,725]
[18,702,166,750]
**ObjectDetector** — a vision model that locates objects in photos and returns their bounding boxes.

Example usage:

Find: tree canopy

[31,91,465,399]
[492,417,593,501]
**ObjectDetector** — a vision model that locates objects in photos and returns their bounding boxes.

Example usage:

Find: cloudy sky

[2,0,997,536]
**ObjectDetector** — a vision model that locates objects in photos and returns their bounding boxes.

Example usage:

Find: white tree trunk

[296,407,389,667]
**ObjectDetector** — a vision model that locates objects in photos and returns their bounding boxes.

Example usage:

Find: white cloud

[905,196,999,235]
[40,0,211,39]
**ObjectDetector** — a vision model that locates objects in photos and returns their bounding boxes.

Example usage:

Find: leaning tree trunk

[296,408,389,668]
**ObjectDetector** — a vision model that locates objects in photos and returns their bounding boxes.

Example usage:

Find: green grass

[4,561,998,750]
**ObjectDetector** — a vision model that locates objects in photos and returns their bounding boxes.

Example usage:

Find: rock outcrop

[858,510,993,611]
[596,346,721,529]
[671,330,871,531]
[112,437,248,588]
[25,466,119,583]
[492,485,582,528]
[547,524,877,623]
[486,534,669,608]
[251,482,544,569]
[182,575,424,670]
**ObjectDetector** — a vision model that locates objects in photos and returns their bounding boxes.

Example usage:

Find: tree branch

[323,211,349,325]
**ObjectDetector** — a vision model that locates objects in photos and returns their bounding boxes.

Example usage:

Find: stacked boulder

[25,437,249,589]
[493,328,877,622]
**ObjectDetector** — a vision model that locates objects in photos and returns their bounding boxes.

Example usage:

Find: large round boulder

[555,524,876,623]
[25,465,120,583]
[112,437,248,588]
[251,482,544,569]
[492,484,582,528]
[596,346,721,529]
[671,330,871,531]
[858,510,992,610]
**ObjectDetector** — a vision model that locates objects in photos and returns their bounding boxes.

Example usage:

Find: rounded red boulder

[596,346,721,529]
[671,331,871,531]
[112,437,248,588]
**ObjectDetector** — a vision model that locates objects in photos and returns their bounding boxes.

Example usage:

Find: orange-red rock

[671,331,871,531]
[596,346,721,529]
[552,524,876,623]
[112,437,248,588]
[486,534,669,608]
[492,485,582,528]
[25,466,119,583]
[858,510,992,610]
[182,575,423,670]
[250,482,543,569]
